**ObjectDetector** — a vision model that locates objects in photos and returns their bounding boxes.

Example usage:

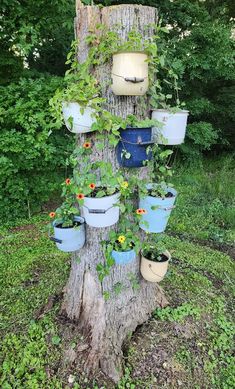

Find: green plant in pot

[106,230,140,266]
[140,238,171,282]
[50,40,104,134]
[75,160,124,228]
[149,39,189,145]
[138,145,177,233]
[116,115,158,168]
[48,178,85,253]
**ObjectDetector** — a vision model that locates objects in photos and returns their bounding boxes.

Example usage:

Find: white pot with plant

[140,240,171,282]
[76,162,122,228]
[50,41,104,133]
[48,178,85,252]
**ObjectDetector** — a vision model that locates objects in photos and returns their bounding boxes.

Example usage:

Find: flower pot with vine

[51,216,85,252]
[62,102,97,133]
[116,117,156,168]
[48,179,86,252]
[140,242,171,282]
[139,184,177,233]
[152,109,189,145]
[81,189,120,228]
[116,126,153,168]
[50,41,104,134]
[111,52,149,96]
[106,231,138,265]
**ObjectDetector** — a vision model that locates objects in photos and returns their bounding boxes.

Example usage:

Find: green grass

[169,155,235,243]
[0,157,234,388]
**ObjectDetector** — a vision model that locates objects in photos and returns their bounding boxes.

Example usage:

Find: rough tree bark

[62,2,168,383]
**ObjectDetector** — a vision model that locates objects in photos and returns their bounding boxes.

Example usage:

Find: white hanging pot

[81,192,120,228]
[51,216,85,252]
[62,102,96,133]
[140,250,171,282]
[152,109,189,145]
[111,52,149,96]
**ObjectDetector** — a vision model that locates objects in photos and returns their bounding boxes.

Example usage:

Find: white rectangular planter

[62,102,96,133]
[152,109,189,145]
[81,192,120,228]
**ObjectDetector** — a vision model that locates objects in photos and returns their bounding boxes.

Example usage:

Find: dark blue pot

[116,127,153,168]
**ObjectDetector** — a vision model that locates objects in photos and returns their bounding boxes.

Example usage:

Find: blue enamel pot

[111,249,136,265]
[139,186,177,233]
[51,216,85,252]
[116,126,153,168]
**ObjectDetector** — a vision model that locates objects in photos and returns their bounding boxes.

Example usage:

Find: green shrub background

[0,0,234,220]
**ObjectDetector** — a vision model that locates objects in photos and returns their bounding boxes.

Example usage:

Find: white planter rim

[84,191,120,201]
[113,50,148,56]
[53,216,85,229]
[151,108,189,114]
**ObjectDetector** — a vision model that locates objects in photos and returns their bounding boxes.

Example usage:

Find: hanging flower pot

[116,127,153,168]
[111,249,136,265]
[111,52,149,96]
[50,216,85,252]
[140,250,171,282]
[62,102,96,133]
[152,109,189,145]
[139,185,177,233]
[81,192,120,228]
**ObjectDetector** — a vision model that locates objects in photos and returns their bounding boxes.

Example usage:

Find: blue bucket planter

[111,249,136,265]
[51,216,85,252]
[139,186,177,233]
[116,126,153,168]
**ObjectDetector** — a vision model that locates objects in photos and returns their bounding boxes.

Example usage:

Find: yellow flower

[121,181,128,189]
[118,235,126,244]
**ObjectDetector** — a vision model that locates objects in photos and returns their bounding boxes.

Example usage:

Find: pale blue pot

[139,186,177,233]
[52,216,85,252]
[111,249,136,265]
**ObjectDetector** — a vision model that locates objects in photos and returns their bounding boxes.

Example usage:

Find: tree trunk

[62,3,168,383]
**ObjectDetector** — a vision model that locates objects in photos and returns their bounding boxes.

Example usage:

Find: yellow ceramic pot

[140,250,171,282]
[111,52,149,96]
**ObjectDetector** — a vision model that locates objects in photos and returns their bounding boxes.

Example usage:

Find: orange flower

[76,193,85,200]
[89,183,96,190]
[83,142,91,149]
[65,178,71,185]
[49,212,56,218]
[136,208,147,215]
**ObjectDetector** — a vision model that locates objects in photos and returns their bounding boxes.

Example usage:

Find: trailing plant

[48,177,81,228]
[142,236,168,262]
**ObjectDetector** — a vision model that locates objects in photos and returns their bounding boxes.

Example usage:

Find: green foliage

[154,303,201,322]
[0,0,75,82]
[0,75,73,220]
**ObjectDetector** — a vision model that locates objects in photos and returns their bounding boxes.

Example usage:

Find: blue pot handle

[139,140,155,146]
[50,237,62,244]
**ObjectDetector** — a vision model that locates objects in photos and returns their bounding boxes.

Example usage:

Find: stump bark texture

[62,3,168,382]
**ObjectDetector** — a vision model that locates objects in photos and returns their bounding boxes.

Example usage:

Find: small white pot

[111,52,149,96]
[81,192,120,228]
[140,250,171,282]
[62,102,96,133]
[152,109,189,145]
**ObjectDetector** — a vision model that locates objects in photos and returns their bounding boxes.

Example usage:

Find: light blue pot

[52,216,85,252]
[139,186,177,233]
[111,249,136,265]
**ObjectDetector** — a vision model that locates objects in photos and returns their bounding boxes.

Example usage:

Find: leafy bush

[0,74,73,220]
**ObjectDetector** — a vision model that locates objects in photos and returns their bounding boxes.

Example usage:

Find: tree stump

[62,2,168,383]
